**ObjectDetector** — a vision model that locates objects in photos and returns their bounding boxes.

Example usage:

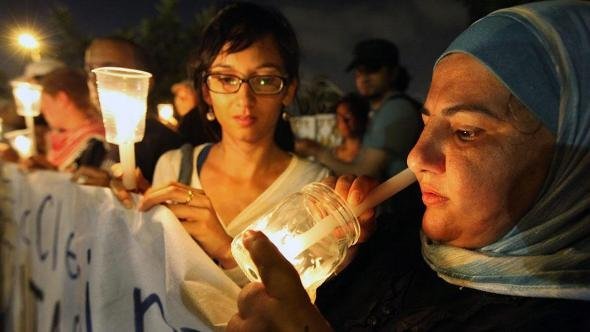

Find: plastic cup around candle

[92,67,152,190]
[4,129,34,158]
[11,81,42,154]
[231,168,416,298]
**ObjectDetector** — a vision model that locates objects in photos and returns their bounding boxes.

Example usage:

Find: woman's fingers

[72,166,111,186]
[139,182,207,211]
[109,178,134,209]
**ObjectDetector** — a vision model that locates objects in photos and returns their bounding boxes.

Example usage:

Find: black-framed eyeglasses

[205,74,287,95]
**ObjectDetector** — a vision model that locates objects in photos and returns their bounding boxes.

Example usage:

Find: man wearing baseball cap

[296,38,422,181]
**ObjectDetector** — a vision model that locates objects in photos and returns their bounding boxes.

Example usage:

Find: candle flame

[98,90,147,144]
[158,104,174,122]
[11,81,42,117]
[13,135,32,158]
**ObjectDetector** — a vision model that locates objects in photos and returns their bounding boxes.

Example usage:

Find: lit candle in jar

[232,169,417,297]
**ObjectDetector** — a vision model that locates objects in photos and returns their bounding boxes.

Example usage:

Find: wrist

[215,241,237,269]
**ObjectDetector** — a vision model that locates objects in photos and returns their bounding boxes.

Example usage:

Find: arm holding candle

[227,230,333,332]
[228,175,380,331]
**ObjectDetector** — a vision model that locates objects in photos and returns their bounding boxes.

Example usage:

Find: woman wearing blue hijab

[227,1,590,331]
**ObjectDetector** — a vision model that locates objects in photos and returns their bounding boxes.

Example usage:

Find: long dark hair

[193,2,299,151]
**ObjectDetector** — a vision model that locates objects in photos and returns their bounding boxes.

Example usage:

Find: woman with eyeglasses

[130,2,331,286]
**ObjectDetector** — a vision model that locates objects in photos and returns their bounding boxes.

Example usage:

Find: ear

[56,91,71,107]
[201,84,212,106]
[282,79,298,107]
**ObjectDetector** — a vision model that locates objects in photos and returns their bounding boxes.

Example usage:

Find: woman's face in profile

[407,53,555,249]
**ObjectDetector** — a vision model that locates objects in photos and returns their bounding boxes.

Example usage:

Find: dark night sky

[0,0,469,99]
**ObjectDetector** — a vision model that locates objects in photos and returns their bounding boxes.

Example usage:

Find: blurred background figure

[332,92,369,162]
[33,67,106,171]
[0,58,66,162]
[170,79,212,146]
[171,80,198,118]
[296,39,422,181]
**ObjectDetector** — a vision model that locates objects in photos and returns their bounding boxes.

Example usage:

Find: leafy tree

[48,4,89,70]
[46,0,217,106]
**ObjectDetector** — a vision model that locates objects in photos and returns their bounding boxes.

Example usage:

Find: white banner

[0,163,240,331]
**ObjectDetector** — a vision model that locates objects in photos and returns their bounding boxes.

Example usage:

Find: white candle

[11,81,42,155]
[92,67,152,190]
[11,82,42,117]
[25,116,36,156]
[119,142,137,190]
[285,168,417,259]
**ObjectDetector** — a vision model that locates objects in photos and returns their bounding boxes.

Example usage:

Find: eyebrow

[210,63,284,72]
[421,104,502,120]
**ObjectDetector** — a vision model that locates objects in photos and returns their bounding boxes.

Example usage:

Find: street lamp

[17,32,41,61]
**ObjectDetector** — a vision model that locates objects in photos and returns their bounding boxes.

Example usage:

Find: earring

[281,111,290,122]
[206,109,216,121]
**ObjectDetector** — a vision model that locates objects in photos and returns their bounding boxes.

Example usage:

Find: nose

[236,81,256,108]
[407,124,445,176]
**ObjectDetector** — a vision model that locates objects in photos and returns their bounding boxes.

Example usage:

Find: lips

[420,186,448,206]
[234,115,256,127]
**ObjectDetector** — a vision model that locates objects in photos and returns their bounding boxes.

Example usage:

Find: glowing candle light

[232,169,417,297]
[5,129,34,158]
[92,67,152,190]
[11,81,42,154]
[157,103,175,123]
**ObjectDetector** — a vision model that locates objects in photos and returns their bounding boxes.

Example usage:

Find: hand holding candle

[92,67,152,190]
[232,169,417,296]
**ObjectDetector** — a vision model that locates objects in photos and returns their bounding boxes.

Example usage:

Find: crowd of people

[1,0,589,330]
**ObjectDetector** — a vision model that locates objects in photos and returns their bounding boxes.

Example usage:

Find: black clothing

[178,108,215,147]
[136,117,184,182]
[75,138,107,169]
[316,185,590,331]
[107,116,184,182]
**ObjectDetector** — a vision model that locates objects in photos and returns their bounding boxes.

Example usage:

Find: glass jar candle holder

[232,182,359,296]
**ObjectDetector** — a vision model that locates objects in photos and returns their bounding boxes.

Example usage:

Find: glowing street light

[16,32,41,61]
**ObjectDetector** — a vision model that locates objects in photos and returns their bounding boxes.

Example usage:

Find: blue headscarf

[422,0,590,300]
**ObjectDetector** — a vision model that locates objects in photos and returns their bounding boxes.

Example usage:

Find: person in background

[171,80,198,118]
[74,36,183,185]
[171,79,213,146]
[25,67,106,171]
[227,1,590,330]
[0,58,67,161]
[296,39,422,181]
[114,2,340,287]
[332,92,369,162]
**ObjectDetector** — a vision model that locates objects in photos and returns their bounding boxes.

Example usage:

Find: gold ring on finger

[184,189,194,205]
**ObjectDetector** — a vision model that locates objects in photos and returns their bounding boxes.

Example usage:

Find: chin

[420,212,455,244]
